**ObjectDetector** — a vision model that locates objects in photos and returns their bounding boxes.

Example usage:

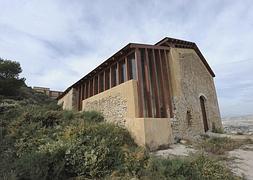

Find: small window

[186,110,192,126]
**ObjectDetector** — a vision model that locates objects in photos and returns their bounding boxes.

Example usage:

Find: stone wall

[83,94,128,126]
[169,48,222,139]
[82,80,139,126]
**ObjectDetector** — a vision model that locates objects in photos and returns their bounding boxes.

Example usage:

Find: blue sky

[0,0,253,117]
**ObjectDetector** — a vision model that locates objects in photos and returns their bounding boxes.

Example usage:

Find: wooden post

[125,57,130,81]
[110,66,112,88]
[136,48,144,117]
[88,79,91,97]
[83,83,86,100]
[152,49,161,117]
[104,71,106,91]
[117,62,120,85]
[144,48,152,117]
[92,78,95,95]
[158,50,168,118]
[163,50,173,118]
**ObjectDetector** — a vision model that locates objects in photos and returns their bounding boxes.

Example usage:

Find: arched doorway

[200,96,209,132]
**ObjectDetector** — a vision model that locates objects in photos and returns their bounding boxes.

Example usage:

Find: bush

[64,122,136,178]
[144,154,239,180]
[198,137,252,155]
[212,122,224,134]
[120,147,149,177]
[62,110,75,120]
[15,149,66,180]
[0,84,241,180]
[79,111,104,123]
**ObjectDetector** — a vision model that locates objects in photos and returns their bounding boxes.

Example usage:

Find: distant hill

[222,114,253,135]
[222,114,253,122]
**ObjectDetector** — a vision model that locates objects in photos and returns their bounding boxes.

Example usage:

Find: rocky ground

[221,115,253,179]
[228,144,253,179]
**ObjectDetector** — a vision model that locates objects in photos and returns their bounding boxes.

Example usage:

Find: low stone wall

[82,80,139,126]
[83,95,128,126]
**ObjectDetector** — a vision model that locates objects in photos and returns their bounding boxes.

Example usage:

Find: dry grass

[197,136,253,155]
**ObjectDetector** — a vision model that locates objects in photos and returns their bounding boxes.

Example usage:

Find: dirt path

[228,144,253,180]
[153,144,196,157]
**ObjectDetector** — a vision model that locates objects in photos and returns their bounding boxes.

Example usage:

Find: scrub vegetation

[0,59,241,179]
[197,136,253,155]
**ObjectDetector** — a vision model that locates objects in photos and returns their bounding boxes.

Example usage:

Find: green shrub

[79,111,104,123]
[15,149,66,180]
[144,154,239,180]
[62,110,75,120]
[0,85,240,180]
[212,127,224,134]
[42,110,61,128]
[146,156,195,179]
[120,147,149,177]
[65,122,136,178]
[212,122,224,134]
[198,137,252,155]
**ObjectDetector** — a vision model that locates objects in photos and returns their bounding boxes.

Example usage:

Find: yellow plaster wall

[127,118,173,151]
[57,88,76,110]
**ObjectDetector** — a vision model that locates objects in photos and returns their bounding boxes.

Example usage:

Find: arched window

[200,96,209,132]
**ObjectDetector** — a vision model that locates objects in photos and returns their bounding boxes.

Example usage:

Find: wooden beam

[110,66,113,88]
[92,78,95,96]
[83,82,87,99]
[158,50,169,118]
[130,43,170,50]
[117,62,120,85]
[125,57,130,81]
[144,48,152,117]
[136,48,144,117]
[103,70,106,91]
[87,81,90,98]
[163,50,174,118]
[98,74,100,93]
[78,85,81,111]
[80,84,83,101]
[156,50,166,117]
[152,49,161,118]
